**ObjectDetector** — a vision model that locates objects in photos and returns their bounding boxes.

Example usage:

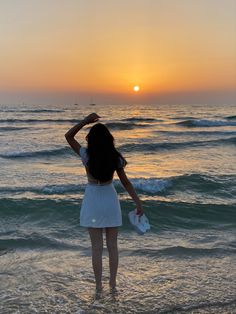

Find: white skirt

[80,182,122,228]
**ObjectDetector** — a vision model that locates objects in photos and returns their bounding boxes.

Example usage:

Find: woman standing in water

[65,113,143,293]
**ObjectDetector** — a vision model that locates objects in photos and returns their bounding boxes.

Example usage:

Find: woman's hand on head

[84,113,101,124]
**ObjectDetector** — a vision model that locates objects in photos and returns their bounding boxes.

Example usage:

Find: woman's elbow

[65,132,71,139]
[65,133,72,143]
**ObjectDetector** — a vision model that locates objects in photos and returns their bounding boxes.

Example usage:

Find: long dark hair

[87,123,126,182]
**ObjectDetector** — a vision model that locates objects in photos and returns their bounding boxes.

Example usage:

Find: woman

[65,113,143,293]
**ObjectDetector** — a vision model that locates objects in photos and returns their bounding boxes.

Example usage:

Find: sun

[133,85,140,92]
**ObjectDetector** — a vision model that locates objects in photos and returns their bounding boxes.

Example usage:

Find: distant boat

[89,97,96,106]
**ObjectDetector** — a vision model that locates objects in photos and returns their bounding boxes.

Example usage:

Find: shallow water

[0,103,236,313]
[1,235,236,313]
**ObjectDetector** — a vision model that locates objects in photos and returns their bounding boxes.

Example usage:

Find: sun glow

[133,85,140,92]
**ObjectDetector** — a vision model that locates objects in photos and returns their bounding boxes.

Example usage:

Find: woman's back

[80,145,126,185]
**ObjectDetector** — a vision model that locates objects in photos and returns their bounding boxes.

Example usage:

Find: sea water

[0,103,235,313]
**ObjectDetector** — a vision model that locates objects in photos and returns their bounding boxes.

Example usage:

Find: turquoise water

[0,103,236,313]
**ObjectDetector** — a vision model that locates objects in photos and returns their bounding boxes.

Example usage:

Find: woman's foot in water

[95,283,103,293]
[94,284,103,299]
[109,282,118,294]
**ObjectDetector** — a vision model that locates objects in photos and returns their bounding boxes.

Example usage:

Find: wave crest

[226,115,236,120]
[176,119,236,127]
[0,147,72,159]
[119,137,236,152]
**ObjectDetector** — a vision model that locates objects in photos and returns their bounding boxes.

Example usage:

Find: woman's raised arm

[65,113,100,156]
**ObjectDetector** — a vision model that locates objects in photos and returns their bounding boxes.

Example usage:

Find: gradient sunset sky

[0,0,236,105]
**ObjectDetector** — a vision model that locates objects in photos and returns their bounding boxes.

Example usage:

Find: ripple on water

[0,249,235,313]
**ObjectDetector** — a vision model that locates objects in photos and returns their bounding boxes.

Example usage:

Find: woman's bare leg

[105,227,118,289]
[88,228,103,290]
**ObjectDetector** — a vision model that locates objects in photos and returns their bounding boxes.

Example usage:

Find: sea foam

[176,119,236,127]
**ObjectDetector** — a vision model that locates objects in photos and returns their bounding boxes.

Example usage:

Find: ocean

[0,103,235,313]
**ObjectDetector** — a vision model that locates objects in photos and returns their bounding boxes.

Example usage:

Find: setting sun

[133,85,140,92]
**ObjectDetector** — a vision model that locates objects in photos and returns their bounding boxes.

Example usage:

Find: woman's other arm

[65,113,100,156]
[116,168,144,216]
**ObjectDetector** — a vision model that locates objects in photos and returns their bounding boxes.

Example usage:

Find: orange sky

[0,0,235,104]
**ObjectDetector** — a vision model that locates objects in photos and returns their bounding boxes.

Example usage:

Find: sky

[0,0,236,105]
